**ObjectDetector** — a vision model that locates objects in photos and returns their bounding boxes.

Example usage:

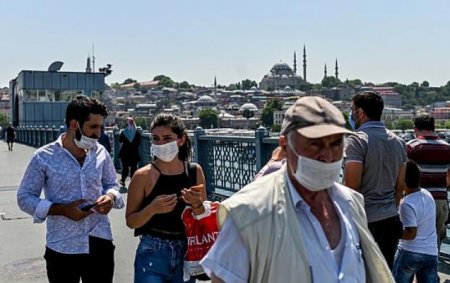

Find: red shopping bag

[182,201,220,280]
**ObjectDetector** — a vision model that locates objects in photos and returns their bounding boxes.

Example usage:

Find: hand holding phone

[81,203,97,212]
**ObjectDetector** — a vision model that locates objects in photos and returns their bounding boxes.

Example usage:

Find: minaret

[214,76,217,96]
[293,51,297,74]
[324,63,327,78]
[86,56,92,73]
[335,59,339,79]
[303,45,307,82]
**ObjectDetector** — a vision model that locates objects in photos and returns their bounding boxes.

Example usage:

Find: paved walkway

[0,141,449,282]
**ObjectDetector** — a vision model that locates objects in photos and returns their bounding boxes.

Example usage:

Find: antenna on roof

[48,61,64,72]
[92,44,95,74]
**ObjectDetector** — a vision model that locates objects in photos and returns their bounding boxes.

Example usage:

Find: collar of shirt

[284,170,350,212]
[417,135,438,140]
[357,121,385,131]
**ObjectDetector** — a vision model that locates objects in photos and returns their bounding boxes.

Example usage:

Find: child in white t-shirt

[393,160,438,283]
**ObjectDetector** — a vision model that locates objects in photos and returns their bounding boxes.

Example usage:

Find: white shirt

[398,188,438,256]
[201,172,366,283]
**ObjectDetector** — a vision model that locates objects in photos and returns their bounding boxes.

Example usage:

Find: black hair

[352,91,384,121]
[150,113,191,161]
[405,160,420,189]
[65,95,108,128]
[414,113,435,132]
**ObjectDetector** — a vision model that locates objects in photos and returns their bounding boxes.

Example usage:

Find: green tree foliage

[445,120,450,129]
[0,113,8,128]
[153,75,174,88]
[241,79,258,90]
[134,117,151,130]
[261,99,283,127]
[242,108,255,119]
[178,81,190,89]
[395,119,414,131]
[345,79,363,88]
[198,109,219,128]
[123,78,137,85]
[321,76,341,88]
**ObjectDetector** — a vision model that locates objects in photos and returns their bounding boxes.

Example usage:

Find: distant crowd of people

[14,92,450,283]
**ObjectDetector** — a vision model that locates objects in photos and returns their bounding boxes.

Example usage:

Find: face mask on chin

[287,137,342,192]
[152,140,179,162]
[74,122,98,150]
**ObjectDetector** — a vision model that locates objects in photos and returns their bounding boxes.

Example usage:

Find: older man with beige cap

[200,96,394,283]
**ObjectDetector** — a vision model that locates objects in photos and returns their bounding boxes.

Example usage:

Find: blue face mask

[348,110,356,130]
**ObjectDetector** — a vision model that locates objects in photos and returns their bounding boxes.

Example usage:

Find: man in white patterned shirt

[17,95,124,283]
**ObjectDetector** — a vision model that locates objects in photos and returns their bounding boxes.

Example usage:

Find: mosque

[259,46,339,91]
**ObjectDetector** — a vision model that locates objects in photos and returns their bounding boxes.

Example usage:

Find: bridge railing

[15,125,279,200]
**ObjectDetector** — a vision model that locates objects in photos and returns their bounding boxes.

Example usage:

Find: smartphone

[189,184,205,191]
[81,203,96,211]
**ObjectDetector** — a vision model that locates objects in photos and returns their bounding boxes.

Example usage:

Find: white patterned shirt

[17,134,124,254]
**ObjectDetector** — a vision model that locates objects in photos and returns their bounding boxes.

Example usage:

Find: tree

[153,75,174,88]
[0,113,8,128]
[421,81,429,87]
[445,120,450,129]
[241,79,257,90]
[178,81,190,89]
[242,109,254,119]
[198,109,219,128]
[395,119,414,131]
[123,78,137,85]
[321,76,341,88]
[261,99,283,127]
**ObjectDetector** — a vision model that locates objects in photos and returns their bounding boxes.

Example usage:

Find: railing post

[194,127,213,193]
[194,126,205,165]
[255,126,268,172]
[25,126,30,145]
[43,125,48,145]
[138,128,151,168]
[52,125,58,141]
[113,126,121,171]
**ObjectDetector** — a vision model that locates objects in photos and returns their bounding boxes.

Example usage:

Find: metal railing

[15,126,278,200]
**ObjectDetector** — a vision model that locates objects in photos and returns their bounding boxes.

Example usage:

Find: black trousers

[44,236,115,283]
[121,158,138,182]
[368,215,403,269]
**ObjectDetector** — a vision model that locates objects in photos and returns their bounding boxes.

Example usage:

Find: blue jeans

[393,248,438,283]
[134,234,195,283]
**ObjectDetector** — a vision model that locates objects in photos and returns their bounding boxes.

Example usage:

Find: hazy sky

[2,0,450,88]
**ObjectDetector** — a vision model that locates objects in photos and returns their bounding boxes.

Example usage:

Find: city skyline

[2,0,450,88]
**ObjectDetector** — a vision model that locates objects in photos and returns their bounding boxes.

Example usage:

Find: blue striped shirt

[17,134,124,254]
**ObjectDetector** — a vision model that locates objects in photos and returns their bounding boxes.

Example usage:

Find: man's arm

[395,163,406,207]
[401,226,417,240]
[17,154,93,222]
[447,168,450,189]
[17,155,51,223]
[343,161,363,191]
[211,274,225,283]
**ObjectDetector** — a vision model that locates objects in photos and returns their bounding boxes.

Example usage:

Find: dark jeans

[368,215,403,269]
[121,159,138,182]
[393,248,438,283]
[44,236,115,283]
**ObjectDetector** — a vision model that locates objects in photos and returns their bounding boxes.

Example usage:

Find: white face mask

[288,139,342,191]
[74,123,98,150]
[152,140,179,162]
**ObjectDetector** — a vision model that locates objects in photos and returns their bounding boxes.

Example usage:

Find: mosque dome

[239,103,258,112]
[197,95,216,103]
[270,62,292,73]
